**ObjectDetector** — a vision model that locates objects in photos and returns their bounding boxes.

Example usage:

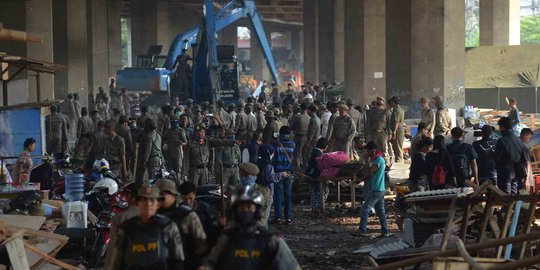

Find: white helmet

[304,93,313,100]
[93,177,118,195]
[93,159,110,172]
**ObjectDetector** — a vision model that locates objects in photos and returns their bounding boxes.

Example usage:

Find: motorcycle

[85,178,127,268]
[149,162,178,187]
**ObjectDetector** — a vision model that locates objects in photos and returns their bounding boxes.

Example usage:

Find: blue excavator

[116,0,282,104]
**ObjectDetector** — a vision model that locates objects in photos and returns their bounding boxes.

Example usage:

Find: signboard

[218,62,239,104]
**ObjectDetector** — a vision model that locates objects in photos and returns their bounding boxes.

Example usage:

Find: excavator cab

[136,45,165,68]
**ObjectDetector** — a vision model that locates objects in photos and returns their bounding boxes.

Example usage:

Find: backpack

[432,163,446,186]
[449,144,470,182]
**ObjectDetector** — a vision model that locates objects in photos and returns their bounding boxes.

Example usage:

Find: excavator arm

[163,0,281,84]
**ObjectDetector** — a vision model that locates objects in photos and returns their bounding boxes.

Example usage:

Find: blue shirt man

[355,142,389,238]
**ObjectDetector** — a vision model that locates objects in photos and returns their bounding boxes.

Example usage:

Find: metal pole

[536,87,538,113]
[504,200,522,259]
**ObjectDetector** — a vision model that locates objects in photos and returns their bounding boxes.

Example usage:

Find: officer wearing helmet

[201,185,300,270]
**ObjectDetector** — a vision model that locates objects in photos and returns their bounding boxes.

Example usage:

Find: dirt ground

[271,202,400,270]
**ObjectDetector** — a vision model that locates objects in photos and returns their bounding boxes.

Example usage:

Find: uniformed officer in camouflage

[234,103,249,141]
[136,106,149,129]
[89,121,107,166]
[433,95,452,136]
[135,118,163,185]
[388,96,405,163]
[163,115,188,180]
[254,103,267,132]
[262,111,280,144]
[183,126,237,186]
[62,93,77,141]
[216,100,231,129]
[157,179,207,270]
[45,105,69,154]
[328,104,356,156]
[347,99,364,138]
[290,103,311,168]
[104,120,128,179]
[371,96,391,162]
[306,104,322,159]
[214,126,241,189]
[157,105,172,136]
[325,102,339,142]
[74,107,94,160]
[420,97,435,137]
[116,116,134,175]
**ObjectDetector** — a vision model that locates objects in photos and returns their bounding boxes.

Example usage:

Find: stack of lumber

[478,108,540,128]
[0,220,76,270]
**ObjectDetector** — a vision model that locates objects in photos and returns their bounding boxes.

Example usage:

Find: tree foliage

[521,16,540,44]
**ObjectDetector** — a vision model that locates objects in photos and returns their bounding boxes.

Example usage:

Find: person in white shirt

[319,104,332,138]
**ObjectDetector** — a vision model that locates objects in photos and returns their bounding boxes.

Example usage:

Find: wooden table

[318,163,364,210]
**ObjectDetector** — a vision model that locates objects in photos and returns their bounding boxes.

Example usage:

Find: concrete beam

[411,0,465,109]
[26,0,55,102]
[334,0,345,83]
[90,0,109,93]
[480,0,521,46]
[53,0,69,100]
[345,0,386,106]
[303,0,319,83]
[386,0,411,103]
[67,0,89,105]
[250,29,271,81]
[318,0,334,83]
[108,0,123,75]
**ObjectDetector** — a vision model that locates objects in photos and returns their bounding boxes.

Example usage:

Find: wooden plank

[440,198,457,251]
[6,237,30,270]
[9,226,69,270]
[459,200,471,241]
[477,194,494,243]
[497,201,515,258]
[519,199,538,259]
[0,215,45,230]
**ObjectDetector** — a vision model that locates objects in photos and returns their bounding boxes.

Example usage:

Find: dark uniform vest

[173,204,198,270]
[121,215,171,270]
[216,227,275,270]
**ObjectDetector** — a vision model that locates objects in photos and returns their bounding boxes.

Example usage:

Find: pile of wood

[373,181,540,269]
[478,108,540,128]
[0,221,77,270]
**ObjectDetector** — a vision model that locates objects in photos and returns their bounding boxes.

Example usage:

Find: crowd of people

[1,76,531,269]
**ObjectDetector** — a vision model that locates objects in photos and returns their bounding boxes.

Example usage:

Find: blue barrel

[64,173,85,201]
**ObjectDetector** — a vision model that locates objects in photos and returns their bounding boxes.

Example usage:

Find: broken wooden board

[1,230,29,270]
[15,227,68,270]
[0,215,45,230]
